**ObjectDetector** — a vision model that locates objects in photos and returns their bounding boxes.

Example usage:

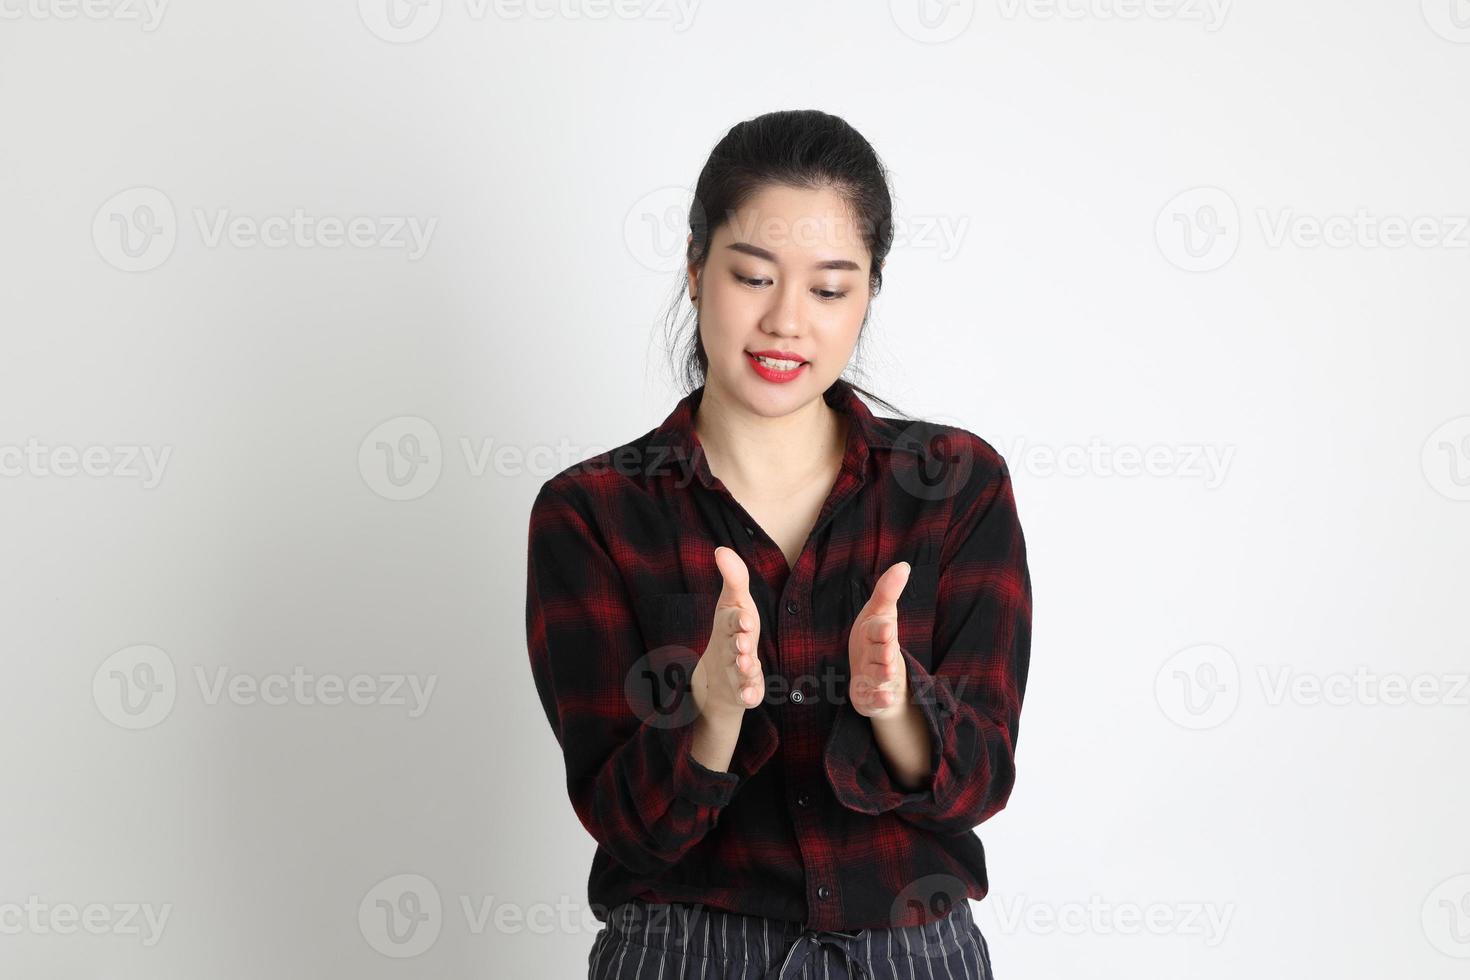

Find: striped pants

[587,898,994,979]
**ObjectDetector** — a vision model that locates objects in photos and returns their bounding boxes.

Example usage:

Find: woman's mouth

[745,351,808,383]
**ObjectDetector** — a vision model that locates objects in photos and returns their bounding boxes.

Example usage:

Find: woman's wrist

[690,701,744,773]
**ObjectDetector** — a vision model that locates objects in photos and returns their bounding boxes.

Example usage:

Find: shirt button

[785,599,799,615]
[791,690,804,704]
[744,525,755,536]
[817,885,832,901]
[796,792,811,807]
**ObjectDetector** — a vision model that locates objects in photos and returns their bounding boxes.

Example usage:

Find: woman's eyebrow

[725,241,862,272]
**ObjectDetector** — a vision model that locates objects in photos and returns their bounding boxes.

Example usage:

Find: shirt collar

[645,379,921,491]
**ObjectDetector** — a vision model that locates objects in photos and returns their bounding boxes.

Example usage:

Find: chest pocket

[627,592,720,727]
[634,592,720,659]
[847,562,941,672]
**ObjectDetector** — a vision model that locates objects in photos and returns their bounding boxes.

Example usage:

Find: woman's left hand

[846,561,912,721]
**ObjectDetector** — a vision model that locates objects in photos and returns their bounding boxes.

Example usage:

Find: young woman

[526,109,1032,979]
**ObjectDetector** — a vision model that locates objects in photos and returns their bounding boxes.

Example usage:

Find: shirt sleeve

[823,448,1031,836]
[525,478,781,876]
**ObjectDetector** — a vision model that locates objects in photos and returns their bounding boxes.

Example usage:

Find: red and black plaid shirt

[524,379,1032,933]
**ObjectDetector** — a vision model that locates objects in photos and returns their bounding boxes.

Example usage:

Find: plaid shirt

[525,379,1032,933]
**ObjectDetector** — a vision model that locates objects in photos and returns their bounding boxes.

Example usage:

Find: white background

[2,1,1468,977]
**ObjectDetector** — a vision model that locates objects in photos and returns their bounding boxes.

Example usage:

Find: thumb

[865,561,912,615]
[713,545,752,607]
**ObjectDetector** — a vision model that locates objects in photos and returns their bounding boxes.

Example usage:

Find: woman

[526,109,1032,979]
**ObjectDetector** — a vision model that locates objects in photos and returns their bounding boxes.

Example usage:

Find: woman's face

[690,183,875,417]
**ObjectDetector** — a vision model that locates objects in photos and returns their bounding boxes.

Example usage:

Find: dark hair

[661,109,910,419]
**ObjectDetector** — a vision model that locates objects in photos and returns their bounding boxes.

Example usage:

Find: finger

[724,604,755,637]
[724,656,762,705]
[861,613,898,649]
[868,647,899,678]
[723,609,762,675]
[712,548,765,703]
[858,652,899,705]
[864,648,899,680]
[851,665,899,709]
[724,605,759,663]
[739,636,765,681]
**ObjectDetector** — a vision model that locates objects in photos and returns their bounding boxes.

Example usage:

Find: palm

[846,562,912,720]
[691,546,766,717]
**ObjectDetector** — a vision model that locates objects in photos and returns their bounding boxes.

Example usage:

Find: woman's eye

[734,273,847,301]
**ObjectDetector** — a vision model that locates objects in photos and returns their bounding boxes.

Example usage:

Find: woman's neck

[693,382,848,496]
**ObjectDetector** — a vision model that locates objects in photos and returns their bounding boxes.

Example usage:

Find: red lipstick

[745,350,809,384]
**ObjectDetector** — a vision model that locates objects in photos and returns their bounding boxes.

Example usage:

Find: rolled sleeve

[824,452,1031,836]
[526,479,780,876]
[660,703,781,808]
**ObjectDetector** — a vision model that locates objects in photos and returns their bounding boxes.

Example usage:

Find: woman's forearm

[869,700,933,792]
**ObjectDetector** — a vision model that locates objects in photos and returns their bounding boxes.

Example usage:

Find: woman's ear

[687,235,699,302]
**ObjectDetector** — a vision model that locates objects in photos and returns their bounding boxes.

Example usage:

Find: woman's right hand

[691,546,766,719]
